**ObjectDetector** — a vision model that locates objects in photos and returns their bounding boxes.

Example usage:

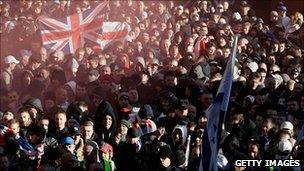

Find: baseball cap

[278,5,287,11]
[245,61,258,72]
[4,55,19,64]
[61,136,74,145]
[280,121,293,131]
[68,126,81,136]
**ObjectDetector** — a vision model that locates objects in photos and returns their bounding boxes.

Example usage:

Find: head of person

[18,107,32,127]
[61,136,75,154]
[198,91,213,109]
[55,110,67,130]
[287,98,300,113]
[3,55,19,70]
[102,114,113,131]
[55,87,68,104]
[164,71,177,87]
[75,48,85,61]
[0,154,9,171]
[88,69,100,82]
[81,121,94,141]
[7,119,20,135]
[28,125,46,145]
[118,92,130,107]
[39,117,50,133]
[1,111,14,125]
[99,142,113,160]
[50,69,67,88]
[75,82,87,100]
[6,90,19,105]
[119,119,131,135]
[128,88,139,103]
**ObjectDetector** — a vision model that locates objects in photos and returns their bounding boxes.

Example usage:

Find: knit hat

[89,69,100,77]
[138,104,154,119]
[127,127,142,138]
[99,142,113,154]
[120,119,131,129]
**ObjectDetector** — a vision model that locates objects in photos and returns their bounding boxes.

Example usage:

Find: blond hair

[292,11,303,26]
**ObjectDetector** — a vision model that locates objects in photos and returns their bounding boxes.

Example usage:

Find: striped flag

[296,124,304,145]
[38,1,130,54]
[199,35,238,171]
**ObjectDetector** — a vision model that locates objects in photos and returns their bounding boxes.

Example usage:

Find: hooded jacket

[23,97,43,112]
[95,101,117,143]
[172,125,188,145]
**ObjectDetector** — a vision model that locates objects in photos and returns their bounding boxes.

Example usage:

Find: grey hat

[120,119,131,129]
[23,97,43,112]
[89,69,100,77]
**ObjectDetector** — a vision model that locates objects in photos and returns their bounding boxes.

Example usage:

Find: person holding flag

[199,35,238,171]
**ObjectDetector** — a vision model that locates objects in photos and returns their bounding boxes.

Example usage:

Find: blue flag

[296,124,304,145]
[199,35,238,171]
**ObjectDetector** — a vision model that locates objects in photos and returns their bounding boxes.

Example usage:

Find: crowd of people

[0,0,304,170]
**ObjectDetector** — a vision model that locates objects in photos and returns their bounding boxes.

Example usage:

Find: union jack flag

[38,1,130,54]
